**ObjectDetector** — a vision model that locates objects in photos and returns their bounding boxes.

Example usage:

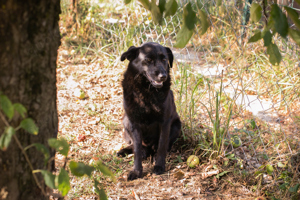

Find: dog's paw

[127,170,142,181]
[153,165,165,175]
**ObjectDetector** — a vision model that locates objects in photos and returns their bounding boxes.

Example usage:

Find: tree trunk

[0,1,60,199]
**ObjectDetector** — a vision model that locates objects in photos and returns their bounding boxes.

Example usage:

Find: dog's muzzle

[144,72,166,88]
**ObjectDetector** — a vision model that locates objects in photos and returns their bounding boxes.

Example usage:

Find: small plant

[0,93,114,199]
[199,72,233,156]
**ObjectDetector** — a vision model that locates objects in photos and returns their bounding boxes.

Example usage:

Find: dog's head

[121,42,174,88]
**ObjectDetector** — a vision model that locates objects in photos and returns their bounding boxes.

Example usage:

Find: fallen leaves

[77,134,86,142]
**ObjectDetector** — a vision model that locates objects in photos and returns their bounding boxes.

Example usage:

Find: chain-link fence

[62,0,300,175]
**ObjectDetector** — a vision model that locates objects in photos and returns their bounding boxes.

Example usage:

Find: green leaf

[138,0,150,10]
[13,103,27,118]
[124,0,131,4]
[267,42,282,65]
[99,187,107,199]
[174,24,194,48]
[0,126,15,151]
[289,183,300,193]
[0,94,14,120]
[250,119,256,129]
[216,0,221,7]
[248,31,262,43]
[216,171,230,178]
[266,164,274,175]
[270,4,288,38]
[250,3,262,23]
[277,162,286,168]
[164,0,178,17]
[69,161,94,177]
[262,29,272,47]
[174,2,197,47]
[267,16,276,33]
[94,179,108,200]
[226,154,235,159]
[158,0,166,14]
[57,168,71,196]
[231,135,242,148]
[20,118,39,135]
[184,2,197,30]
[271,197,281,200]
[284,6,300,31]
[289,28,300,46]
[94,179,101,194]
[32,143,50,164]
[279,182,289,190]
[40,170,56,189]
[174,2,198,48]
[96,162,116,182]
[48,138,69,157]
[254,170,263,176]
[150,0,162,24]
[198,9,209,35]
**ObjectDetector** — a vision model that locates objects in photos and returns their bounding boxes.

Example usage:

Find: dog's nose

[158,73,167,81]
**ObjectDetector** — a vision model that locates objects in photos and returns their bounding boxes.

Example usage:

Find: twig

[132,189,141,200]
[262,0,268,25]
[0,112,47,196]
[0,111,9,127]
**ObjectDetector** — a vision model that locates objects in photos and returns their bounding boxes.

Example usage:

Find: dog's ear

[121,46,139,62]
[165,47,174,68]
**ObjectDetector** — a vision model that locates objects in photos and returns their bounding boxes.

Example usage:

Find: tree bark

[0,0,60,199]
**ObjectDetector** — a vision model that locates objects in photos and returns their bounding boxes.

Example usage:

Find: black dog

[117,42,181,180]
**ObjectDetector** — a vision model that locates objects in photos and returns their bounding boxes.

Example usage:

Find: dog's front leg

[128,123,143,180]
[154,119,171,175]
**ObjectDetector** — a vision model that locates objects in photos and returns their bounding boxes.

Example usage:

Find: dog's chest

[125,90,165,124]
[133,91,161,113]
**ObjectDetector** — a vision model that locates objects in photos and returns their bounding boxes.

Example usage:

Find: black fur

[117,42,181,180]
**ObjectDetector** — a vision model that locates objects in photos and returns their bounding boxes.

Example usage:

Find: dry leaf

[77,134,86,142]
[173,169,185,180]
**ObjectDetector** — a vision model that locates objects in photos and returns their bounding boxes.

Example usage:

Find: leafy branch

[124,0,300,65]
[0,94,46,195]
[0,93,114,199]
[248,1,300,65]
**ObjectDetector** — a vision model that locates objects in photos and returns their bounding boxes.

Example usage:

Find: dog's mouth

[144,72,164,88]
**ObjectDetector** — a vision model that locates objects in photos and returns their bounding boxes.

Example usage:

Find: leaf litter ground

[55,46,273,200]
[54,1,300,197]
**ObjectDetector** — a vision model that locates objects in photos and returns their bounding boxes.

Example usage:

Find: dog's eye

[162,58,167,62]
[146,58,152,63]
